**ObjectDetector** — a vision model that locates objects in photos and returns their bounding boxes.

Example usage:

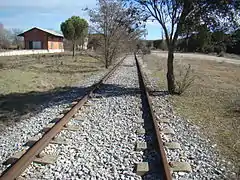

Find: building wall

[47,36,64,50]
[23,29,48,49]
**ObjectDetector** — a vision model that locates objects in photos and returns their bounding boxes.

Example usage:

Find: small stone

[178,172,186,176]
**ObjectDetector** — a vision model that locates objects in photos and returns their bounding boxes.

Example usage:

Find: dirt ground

[0,53,104,125]
[143,52,240,170]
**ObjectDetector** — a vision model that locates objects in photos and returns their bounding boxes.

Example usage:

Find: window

[32,41,41,49]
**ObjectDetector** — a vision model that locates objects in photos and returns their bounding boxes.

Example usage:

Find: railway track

[0,57,125,180]
[135,54,172,180]
[0,55,190,180]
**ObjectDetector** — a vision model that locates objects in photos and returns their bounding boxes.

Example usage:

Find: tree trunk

[105,49,109,69]
[72,41,75,58]
[186,30,190,52]
[167,46,176,94]
[105,58,108,69]
[104,36,109,69]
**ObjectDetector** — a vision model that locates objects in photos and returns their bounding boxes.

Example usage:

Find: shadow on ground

[27,66,101,74]
[0,83,140,128]
[149,90,169,97]
[0,87,88,125]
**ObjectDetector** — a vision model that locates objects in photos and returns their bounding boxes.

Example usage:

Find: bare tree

[11,28,24,49]
[88,33,103,51]
[88,0,143,68]
[0,23,11,49]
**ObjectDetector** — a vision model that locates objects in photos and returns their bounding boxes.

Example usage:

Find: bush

[0,63,4,69]
[201,45,214,54]
[175,64,195,95]
[142,47,151,55]
[217,51,225,57]
[57,53,63,58]
[231,97,240,113]
[37,54,41,61]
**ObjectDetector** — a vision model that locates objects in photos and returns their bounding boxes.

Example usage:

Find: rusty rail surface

[135,54,172,180]
[0,57,126,180]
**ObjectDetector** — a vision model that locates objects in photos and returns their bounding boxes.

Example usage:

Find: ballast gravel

[9,56,144,180]
[140,57,237,180]
[0,70,107,175]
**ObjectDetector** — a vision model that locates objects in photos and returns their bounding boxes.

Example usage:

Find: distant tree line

[177,28,240,55]
[151,28,240,56]
[0,23,24,50]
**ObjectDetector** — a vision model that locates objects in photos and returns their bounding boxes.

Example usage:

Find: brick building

[18,27,64,50]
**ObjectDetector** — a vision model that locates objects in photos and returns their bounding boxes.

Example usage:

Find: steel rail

[0,56,126,180]
[135,53,172,180]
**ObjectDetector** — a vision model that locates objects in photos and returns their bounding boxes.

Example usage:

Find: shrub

[214,45,226,55]
[218,51,225,57]
[202,45,214,54]
[36,54,41,61]
[57,53,63,58]
[175,64,195,95]
[73,57,77,62]
[231,97,240,113]
[141,46,151,55]
[0,63,4,69]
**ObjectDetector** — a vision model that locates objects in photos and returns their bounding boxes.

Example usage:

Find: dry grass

[143,53,240,169]
[0,53,104,94]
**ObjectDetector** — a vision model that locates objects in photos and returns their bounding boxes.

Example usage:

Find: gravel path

[2,56,145,179]
[140,57,237,180]
[0,69,107,175]
[152,51,240,65]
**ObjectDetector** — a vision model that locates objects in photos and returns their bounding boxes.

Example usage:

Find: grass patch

[143,53,240,169]
[0,53,104,94]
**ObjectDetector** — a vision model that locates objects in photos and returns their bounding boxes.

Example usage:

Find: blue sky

[0,0,162,40]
